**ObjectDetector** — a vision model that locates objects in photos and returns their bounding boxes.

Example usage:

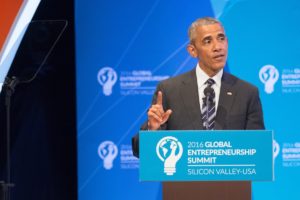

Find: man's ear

[187,44,197,58]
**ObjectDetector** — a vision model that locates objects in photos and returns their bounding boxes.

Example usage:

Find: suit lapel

[180,69,204,130]
[214,72,236,130]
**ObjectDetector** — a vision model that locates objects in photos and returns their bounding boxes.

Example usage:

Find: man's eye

[203,39,211,44]
[218,36,225,41]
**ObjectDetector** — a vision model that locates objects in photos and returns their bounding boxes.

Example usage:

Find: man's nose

[212,41,222,52]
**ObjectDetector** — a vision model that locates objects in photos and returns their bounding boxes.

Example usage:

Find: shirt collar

[195,63,223,88]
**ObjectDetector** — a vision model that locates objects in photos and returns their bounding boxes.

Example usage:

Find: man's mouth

[213,54,225,61]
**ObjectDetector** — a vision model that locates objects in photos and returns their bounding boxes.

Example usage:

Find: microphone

[204,87,214,101]
[203,87,215,129]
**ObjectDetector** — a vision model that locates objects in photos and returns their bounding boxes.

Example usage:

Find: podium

[162,181,251,200]
[139,130,273,200]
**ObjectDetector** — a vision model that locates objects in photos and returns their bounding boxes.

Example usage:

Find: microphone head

[204,87,215,97]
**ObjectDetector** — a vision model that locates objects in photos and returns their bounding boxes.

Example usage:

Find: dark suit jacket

[132,68,265,157]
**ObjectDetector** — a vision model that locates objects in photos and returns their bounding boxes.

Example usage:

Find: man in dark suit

[132,17,264,200]
[132,17,265,200]
[132,17,264,157]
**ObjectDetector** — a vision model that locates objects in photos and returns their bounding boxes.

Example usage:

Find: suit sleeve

[245,87,265,130]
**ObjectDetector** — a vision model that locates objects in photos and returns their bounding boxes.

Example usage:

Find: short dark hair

[188,17,223,43]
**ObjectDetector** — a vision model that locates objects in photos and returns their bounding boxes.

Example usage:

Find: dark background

[0,0,77,199]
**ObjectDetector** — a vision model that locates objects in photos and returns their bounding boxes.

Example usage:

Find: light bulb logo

[98,141,118,170]
[97,67,118,96]
[156,136,183,176]
[259,65,279,94]
[273,140,280,161]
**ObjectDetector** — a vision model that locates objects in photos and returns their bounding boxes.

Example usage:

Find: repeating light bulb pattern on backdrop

[76,0,300,199]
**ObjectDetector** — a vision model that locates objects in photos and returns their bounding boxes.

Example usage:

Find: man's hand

[147,91,172,130]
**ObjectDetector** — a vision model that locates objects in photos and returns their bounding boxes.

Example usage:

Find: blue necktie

[201,79,216,130]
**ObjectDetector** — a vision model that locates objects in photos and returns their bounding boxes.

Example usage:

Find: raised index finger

[156,91,163,105]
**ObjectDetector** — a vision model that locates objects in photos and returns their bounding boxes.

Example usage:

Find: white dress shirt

[195,64,223,114]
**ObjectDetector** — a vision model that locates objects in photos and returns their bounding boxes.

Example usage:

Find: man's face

[187,23,228,76]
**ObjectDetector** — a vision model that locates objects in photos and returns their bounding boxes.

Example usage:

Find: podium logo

[259,65,279,94]
[156,136,183,176]
[98,141,118,170]
[273,140,280,160]
[97,67,117,96]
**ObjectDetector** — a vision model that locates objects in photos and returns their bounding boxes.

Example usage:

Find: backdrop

[75,0,300,199]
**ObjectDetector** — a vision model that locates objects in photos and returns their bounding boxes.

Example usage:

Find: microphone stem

[206,96,209,129]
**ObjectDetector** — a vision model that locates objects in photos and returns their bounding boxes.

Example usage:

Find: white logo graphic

[97,67,117,96]
[273,140,280,160]
[156,136,183,176]
[98,141,118,170]
[259,65,279,94]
